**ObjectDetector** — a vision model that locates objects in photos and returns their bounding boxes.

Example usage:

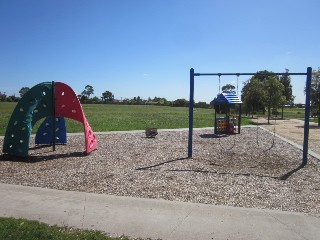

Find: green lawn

[0,102,252,136]
[280,107,305,119]
[0,217,152,240]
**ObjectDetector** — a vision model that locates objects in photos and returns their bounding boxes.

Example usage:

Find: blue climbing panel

[35,116,67,145]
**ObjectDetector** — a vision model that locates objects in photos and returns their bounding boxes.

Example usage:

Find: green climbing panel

[3,82,53,157]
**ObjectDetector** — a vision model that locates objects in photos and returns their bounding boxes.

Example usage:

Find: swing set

[188,67,313,166]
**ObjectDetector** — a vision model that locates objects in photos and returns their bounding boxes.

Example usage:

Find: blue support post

[303,67,312,165]
[188,68,195,158]
[52,81,56,151]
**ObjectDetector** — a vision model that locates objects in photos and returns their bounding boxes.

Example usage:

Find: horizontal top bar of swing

[194,72,307,76]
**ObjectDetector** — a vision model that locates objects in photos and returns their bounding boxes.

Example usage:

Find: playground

[0,69,319,220]
[0,122,319,217]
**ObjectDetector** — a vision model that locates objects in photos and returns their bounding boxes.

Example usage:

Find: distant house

[295,103,305,108]
[113,99,123,103]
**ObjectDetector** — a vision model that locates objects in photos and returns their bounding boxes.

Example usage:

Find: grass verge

[0,217,155,240]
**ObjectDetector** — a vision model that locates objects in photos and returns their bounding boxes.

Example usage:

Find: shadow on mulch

[199,134,230,139]
[0,150,87,163]
[296,125,320,129]
[136,155,307,181]
[278,163,307,180]
[136,157,189,170]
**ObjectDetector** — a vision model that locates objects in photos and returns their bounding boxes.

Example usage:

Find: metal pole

[214,106,217,134]
[52,81,56,152]
[188,68,195,158]
[238,104,242,134]
[303,67,312,165]
[195,72,307,76]
[318,101,320,127]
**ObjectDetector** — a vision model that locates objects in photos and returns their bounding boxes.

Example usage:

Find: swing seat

[227,125,236,134]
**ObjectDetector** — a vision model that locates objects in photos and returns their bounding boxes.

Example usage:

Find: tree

[221,84,236,94]
[279,69,295,119]
[6,94,19,102]
[79,95,89,104]
[89,96,101,104]
[173,98,189,107]
[241,78,266,117]
[310,67,320,126]
[264,76,285,124]
[19,87,30,98]
[101,91,114,103]
[241,70,286,123]
[0,92,7,102]
[280,69,294,105]
[81,85,94,99]
[136,96,142,105]
[195,101,209,108]
[152,96,168,105]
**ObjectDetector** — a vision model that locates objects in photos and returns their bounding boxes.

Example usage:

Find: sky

[0,0,319,104]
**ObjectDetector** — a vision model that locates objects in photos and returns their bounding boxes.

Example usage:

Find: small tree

[7,94,19,102]
[264,76,285,124]
[101,91,114,103]
[221,84,236,94]
[173,98,189,107]
[242,78,266,117]
[81,85,94,99]
[195,101,209,108]
[89,96,101,104]
[19,87,30,98]
[0,92,7,102]
[310,67,320,126]
[280,69,295,119]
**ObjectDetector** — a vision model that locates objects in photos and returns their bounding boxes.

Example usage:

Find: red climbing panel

[55,82,97,153]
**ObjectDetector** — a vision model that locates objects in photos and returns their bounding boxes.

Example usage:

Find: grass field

[1,102,318,136]
[0,102,253,136]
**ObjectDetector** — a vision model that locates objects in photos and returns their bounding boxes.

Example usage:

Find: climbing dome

[3,82,97,157]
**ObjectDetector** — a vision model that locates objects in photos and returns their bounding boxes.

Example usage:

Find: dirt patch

[257,118,320,155]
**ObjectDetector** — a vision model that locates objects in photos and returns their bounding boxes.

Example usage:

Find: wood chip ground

[0,123,319,217]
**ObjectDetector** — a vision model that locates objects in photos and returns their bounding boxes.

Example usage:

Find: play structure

[214,93,242,134]
[188,67,313,166]
[2,81,97,157]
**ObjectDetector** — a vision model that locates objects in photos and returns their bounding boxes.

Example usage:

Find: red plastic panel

[84,119,97,153]
[55,82,97,153]
[55,82,85,122]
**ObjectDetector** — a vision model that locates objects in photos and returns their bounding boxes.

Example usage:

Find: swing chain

[218,73,221,93]
[236,73,240,95]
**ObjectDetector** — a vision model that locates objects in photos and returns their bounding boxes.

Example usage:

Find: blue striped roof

[215,93,242,105]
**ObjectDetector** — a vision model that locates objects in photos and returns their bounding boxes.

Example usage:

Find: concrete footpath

[0,183,319,240]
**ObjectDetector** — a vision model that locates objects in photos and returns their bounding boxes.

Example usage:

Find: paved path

[261,118,320,156]
[0,183,319,240]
